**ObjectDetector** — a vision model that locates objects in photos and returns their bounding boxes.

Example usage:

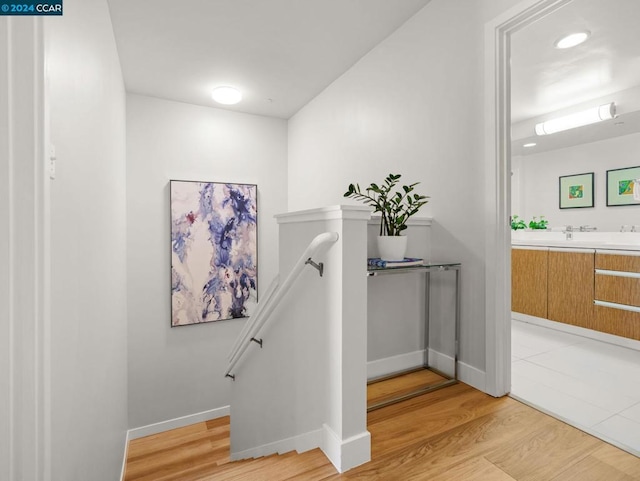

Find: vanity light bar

[535,102,616,136]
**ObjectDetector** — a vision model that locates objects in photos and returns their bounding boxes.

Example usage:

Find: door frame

[484,0,573,396]
[0,16,51,480]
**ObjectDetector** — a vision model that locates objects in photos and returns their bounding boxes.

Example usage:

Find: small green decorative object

[511,215,527,231]
[528,216,548,230]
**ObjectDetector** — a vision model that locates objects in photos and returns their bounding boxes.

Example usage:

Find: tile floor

[511,319,640,457]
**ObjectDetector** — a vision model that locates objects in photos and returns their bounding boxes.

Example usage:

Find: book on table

[368,257,424,268]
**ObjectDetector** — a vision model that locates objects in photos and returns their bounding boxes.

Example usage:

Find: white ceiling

[511,0,640,155]
[107,0,640,152]
[107,0,431,119]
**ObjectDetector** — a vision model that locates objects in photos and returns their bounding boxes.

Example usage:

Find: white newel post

[276,205,372,472]
[320,207,372,472]
[228,205,371,473]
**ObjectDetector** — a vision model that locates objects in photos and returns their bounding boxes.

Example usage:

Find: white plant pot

[377,235,408,261]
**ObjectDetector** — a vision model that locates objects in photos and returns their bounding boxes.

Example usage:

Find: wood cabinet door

[511,248,548,318]
[547,250,594,328]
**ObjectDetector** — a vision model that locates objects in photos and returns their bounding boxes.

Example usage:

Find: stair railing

[225,231,339,379]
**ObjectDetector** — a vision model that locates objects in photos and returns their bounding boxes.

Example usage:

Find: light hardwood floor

[124,374,640,480]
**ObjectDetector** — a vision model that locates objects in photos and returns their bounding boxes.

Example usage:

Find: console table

[367,261,461,411]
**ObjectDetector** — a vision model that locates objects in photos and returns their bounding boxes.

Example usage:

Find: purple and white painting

[170,181,257,326]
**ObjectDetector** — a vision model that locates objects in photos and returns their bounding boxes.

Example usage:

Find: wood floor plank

[279,460,341,481]
[367,369,447,407]
[124,378,639,481]
[590,444,640,480]
[325,399,558,480]
[195,450,328,481]
[367,386,516,459]
[549,455,638,481]
[367,381,471,425]
[128,419,229,459]
[428,457,517,481]
[485,420,601,481]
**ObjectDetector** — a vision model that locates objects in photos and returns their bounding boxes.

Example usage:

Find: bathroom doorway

[507,0,640,455]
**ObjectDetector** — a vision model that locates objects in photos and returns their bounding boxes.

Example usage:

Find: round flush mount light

[554,31,590,49]
[523,142,537,148]
[212,86,242,105]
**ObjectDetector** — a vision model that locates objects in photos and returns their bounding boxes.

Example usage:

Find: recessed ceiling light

[554,31,590,49]
[523,142,537,148]
[212,86,242,105]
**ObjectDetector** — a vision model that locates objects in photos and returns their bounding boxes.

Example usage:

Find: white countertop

[511,231,640,252]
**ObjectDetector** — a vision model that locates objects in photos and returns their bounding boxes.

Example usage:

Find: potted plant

[344,173,429,260]
[528,216,548,230]
[511,215,527,231]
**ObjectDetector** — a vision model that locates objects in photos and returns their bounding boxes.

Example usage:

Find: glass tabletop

[367,261,461,275]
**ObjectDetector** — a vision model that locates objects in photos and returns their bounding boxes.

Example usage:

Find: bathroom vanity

[512,232,640,341]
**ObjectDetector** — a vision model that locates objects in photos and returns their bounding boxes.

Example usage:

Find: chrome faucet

[579,225,597,232]
[563,225,573,240]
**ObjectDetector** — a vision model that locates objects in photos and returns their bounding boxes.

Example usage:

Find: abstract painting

[559,172,594,209]
[606,166,640,207]
[569,185,583,199]
[170,180,258,326]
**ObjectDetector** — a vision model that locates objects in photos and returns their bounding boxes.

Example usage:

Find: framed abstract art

[606,166,640,207]
[170,180,258,326]
[559,172,594,209]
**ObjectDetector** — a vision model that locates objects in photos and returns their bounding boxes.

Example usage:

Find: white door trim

[483,0,573,397]
[0,16,51,480]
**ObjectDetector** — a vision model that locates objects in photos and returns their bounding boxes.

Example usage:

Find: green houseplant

[528,216,548,230]
[511,215,527,231]
[344,173,429,260]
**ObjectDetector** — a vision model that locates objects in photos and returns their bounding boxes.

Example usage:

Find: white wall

[288,0,519,378]
[512,132,640,232]
[47,0,128,479]
[366,221,431,373]
[126,94,287,428]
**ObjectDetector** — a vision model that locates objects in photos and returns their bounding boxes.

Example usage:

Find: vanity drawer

[595,273,640,307]
[596,252,640,273]
[593,305,640,341]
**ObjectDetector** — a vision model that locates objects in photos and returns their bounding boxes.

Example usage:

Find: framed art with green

[606,166,640,207]
[559,172,594,209]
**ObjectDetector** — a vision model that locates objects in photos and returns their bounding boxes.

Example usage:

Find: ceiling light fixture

[523,142,537,148]
[535,102,616,136]
[212,86,242,105]
[554,31,590,49]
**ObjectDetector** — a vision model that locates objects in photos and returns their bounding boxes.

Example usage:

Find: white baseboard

[321,424,371,473]
[427,348,454,374]
[458,361,486,392]
[230,428,323,461]
[513,312,640,352]
[428,348,486,392]
[367,350,425,379]
[128,405,230,440]
[120,430,130,481]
